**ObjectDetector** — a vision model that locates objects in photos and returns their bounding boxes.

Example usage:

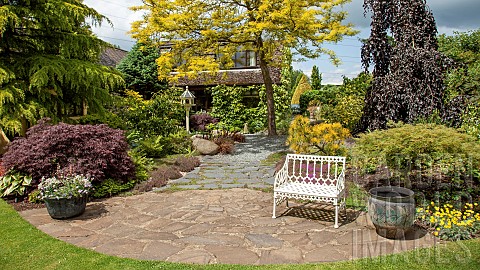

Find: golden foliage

[130,0,358,81]
[287,115,350,155]
[291,74,312,105]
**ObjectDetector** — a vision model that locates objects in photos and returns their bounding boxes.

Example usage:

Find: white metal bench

[272,154,346,228]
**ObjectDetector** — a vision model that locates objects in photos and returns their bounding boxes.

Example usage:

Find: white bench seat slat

[273,154,346,228]
[275,182,339,198]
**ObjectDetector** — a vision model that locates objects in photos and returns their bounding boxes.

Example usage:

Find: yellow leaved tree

[287,115,350,155]
[130,0,357,135]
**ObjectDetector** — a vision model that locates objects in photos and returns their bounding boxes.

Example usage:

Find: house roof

[99,47,128,67]
[174,67,282,87]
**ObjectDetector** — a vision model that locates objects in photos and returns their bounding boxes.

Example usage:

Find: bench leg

[334,203,339,229]
[272,195,277,218]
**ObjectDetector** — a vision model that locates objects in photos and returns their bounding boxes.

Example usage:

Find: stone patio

[20,189,438,264]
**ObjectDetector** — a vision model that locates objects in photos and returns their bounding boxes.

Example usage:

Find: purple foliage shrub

[190,113,218,131]
[151,165,183,181]
[2,118,135,185]
[231,132,246,143]
[214,137,235,154]
[174,156,200,172]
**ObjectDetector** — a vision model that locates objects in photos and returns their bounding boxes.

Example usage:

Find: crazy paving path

[163,135,288,190]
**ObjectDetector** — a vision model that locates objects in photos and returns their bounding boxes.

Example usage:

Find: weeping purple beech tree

[358,0,452,131]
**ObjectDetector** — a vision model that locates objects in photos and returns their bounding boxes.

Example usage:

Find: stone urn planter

[44,195,87,219]
[368,186,415,239]
[38,174,92,220]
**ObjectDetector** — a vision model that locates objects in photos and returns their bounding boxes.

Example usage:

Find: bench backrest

[284,154,346,186]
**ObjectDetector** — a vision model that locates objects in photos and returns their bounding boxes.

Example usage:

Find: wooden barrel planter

[44,195,87,219]
[368,186,415,239]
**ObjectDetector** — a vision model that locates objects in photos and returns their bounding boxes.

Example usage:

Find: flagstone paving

[19,135,439,265]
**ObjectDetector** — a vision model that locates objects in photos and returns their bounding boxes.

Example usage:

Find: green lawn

[1,199,479,270]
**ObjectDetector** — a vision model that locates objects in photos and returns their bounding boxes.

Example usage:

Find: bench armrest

[274,160,289,188]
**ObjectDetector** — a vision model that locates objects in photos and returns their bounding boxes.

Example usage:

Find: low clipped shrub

[231,132,246,143]
[352,123,480,201]
[214,137,235,154]
[91,179,137,198]
[134,181,155,193]
[2,118,136,186]
[150,166,182,182]
[174,157,201,172]
[190,112,219,131]
[286,115,350,155]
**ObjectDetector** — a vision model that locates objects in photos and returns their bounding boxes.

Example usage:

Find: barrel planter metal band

[368,186,415,239]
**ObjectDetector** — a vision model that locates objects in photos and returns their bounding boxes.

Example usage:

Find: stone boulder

[192,137,219,155]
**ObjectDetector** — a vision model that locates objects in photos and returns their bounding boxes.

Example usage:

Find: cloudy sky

[84,0,480,84]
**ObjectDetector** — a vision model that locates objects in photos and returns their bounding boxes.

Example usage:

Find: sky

[83,0,480,85]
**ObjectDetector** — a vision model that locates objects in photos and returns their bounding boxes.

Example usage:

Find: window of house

[233,50,257,68]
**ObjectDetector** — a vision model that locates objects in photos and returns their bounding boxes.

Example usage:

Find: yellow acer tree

[131,0,357,135]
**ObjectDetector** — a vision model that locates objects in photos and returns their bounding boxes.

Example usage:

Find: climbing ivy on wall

[209,83,291,133]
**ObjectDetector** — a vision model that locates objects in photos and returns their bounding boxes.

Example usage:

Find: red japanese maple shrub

[2,118,135,185]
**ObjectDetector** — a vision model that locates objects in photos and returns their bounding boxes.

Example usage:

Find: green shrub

[137,135,167,158]
[74,111,127,130]
[352,123,480,200]
[128,149,154,182]
[299,90,319,113]
[330,95,364,131]
[91,179,137,198]
[461,103,480,140]
[114,89,184,137]
[128,130,193,158]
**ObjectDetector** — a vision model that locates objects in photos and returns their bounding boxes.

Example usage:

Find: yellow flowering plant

[416,202,480,240]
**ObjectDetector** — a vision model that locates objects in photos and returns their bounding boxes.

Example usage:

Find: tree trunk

[20,117,28,137]
[257,38,277,136]
[0,128,10,155]
[82,98,88,116]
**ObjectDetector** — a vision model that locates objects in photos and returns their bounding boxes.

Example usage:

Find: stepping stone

[221,184,245,189]
[203,184,220,189]
[205,246,259,264]
[246,234,283,248]
[176,184,202,189]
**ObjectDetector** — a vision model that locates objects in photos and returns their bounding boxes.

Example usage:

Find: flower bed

[417,202,480,240]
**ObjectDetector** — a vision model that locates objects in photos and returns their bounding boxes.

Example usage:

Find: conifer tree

[116,42,167,99]
[0,0,124,138]
[131,0,357,135]
[311,65,322,91]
